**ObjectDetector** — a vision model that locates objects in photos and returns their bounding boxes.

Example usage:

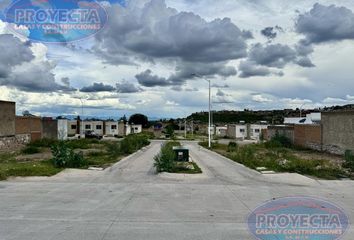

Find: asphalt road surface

[0,141,353,240]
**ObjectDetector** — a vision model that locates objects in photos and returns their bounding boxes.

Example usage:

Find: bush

[265,134,292,149]
[154,142,180,173]
[21,146,41,155]
[227,142,238,152]
[119,134,150,154]
[51,142,87,168]
[105,141,121,157]
[29,138,58,148]
[344,150,354,171]
[230,146,256,168]
[66,139,100,149]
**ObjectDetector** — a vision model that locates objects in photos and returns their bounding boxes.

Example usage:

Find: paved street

[0,141,353,240]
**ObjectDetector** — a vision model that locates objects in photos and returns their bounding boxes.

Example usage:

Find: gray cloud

[116,81,143,93]
[295,40,314,56]
[95,0,248,63]
[248,43,297,69]
[296,3,354,44]
[168,61,237,86]
[94,0,248,86]
[0,34,75,92]
[0,34,34,78]
[260,26,283,40]
[212,83,230,88]
[297,57,315,68]
[135,69,170,87]
[80,82,116,92]
[216,89,225,97]
[136,61,237,88]
[238,60,271,78]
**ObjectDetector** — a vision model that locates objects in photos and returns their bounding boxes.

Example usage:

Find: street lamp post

[191,74,211,148]
[79,98,84,139]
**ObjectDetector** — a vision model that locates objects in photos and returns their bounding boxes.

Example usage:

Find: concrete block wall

[0,101,16,137]
[0,134,30,150]
[267,126,295,143]
[42,118,58,140]
[322,111,354,155]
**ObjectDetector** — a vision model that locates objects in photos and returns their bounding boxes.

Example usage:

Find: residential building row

[0,100,142,149]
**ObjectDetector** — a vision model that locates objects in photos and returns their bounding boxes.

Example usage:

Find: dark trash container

[173,146,189,162]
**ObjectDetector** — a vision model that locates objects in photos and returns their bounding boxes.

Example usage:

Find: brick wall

[294,125,322,151]
[15,116,42,141]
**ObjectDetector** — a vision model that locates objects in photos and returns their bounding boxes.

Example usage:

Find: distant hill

[187,104,354,124]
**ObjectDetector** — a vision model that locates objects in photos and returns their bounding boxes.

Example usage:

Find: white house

[84,121,104,135]
[105,121,119,136]
[67,120,78,136]
[249,124,268,140]
[227,124,247,140]
[284,113,321,125]
[126,124,142,135]
[215,126,227,137]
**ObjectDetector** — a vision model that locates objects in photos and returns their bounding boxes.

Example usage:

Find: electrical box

[173,146,189,162]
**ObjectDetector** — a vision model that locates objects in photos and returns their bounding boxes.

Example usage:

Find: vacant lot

[199,141,353,180]
[0,134,150,181]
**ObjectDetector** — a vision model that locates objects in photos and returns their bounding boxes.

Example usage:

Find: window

[240,129,245,133]
[135,127,139,131]
[71,125,76,130]
[96,125,102,130]
[85,125,91,130]
[111,125,117,130]
[255,129,260,133]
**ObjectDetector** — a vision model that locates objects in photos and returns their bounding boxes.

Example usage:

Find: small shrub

[21,146,41,155]
[265,134,292,149]
[230,146,256,168]
[154,142,180,173]
[344,150,354,171]
[120,134,150,154]
[66,139,99,149]
[51,142,87,168]
[227,142,238,152]
[105,141,121,157]
[29,138,58,148]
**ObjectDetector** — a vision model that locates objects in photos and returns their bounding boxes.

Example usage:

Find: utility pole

[79,98,84,139]
[191,118,194,137]
[208,79,211,148]
[191,73,211,148]
[184,119,187,139]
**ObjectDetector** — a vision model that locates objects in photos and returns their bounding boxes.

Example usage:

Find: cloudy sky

[1,0,354,119]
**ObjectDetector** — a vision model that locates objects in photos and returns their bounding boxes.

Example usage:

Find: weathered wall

[57,119,68,140]
[227,125,236,139]
[0,134,30,150]
[15,116,42,141]
[322,111,354,155]
[0,101,16,137]
[42,118,58,140]
[267,125,294,143]
[294,124,322,151]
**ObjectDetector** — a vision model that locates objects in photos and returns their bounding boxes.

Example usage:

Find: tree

[165,125,175,138]
[129,114,149,128]
[120,115,127,124]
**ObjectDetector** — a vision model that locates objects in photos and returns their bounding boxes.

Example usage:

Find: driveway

[0,141,353,240]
